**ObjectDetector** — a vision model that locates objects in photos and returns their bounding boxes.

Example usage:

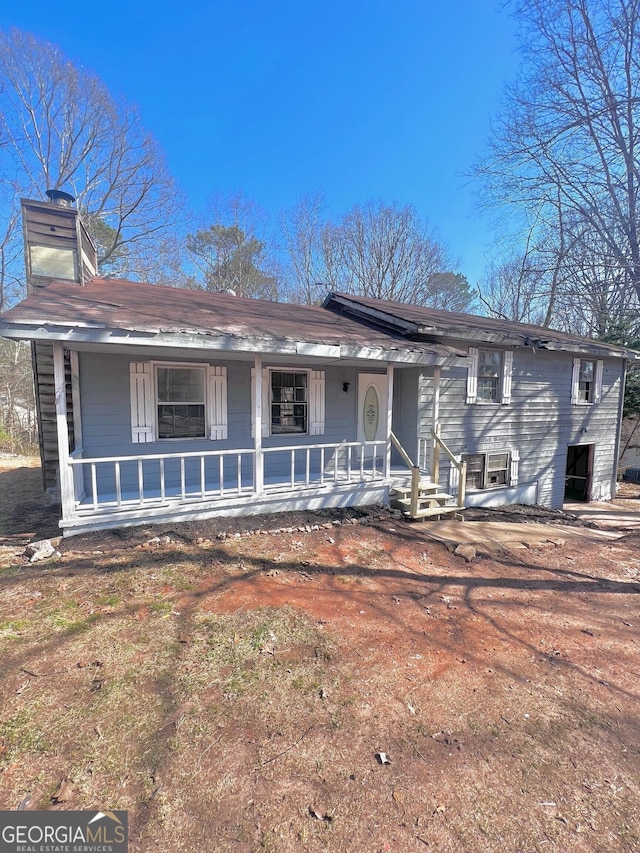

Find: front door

[357,373,388,451]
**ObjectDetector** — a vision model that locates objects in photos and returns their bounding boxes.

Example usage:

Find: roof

[325,292,640,360]
[0,278,464,365]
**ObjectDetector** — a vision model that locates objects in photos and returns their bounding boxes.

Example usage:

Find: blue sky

[2,1,519,287]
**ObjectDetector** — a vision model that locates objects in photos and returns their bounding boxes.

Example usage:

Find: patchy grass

[0,469,639,850]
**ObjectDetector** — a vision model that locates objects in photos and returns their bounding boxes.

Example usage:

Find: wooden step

[390,481,440,496]
[404,505,460,519]
[393,493,454,507]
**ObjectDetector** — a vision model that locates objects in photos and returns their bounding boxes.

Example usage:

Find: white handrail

[68,440,388,515]
[68,447,255,465]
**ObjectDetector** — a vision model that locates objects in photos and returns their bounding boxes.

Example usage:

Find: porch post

[53,341,75,523]
[254,354,264,495]
[432,366,441,483]
[385,363,395,479]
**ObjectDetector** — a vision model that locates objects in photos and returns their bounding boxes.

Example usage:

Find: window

[467,347,513,405]
[251,368,325,438]
[271,371,308,434]
[462,451,512,490]
[30,245,77,280]
[571,358,603,405]
[129,362,228,443]
[477,349,501,402]
[157,367,206,439]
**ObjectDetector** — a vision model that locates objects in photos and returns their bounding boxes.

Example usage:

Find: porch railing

[66,440,387,516]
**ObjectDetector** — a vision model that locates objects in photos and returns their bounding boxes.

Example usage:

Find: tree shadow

[0,467,60,543]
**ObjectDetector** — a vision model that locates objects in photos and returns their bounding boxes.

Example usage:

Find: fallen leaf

[308,806,332,822]
[52,780,74,803]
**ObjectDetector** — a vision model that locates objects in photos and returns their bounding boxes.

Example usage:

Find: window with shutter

[467,348,513,404]
[252,367,325,437]
[571,358,604,404]
[129,361,228,443]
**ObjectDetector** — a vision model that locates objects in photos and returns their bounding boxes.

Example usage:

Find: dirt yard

[0,458,639,852]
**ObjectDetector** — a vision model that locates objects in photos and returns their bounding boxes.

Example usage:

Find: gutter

[0,320,468,367]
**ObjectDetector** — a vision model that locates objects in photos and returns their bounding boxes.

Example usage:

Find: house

[0,194,637,536]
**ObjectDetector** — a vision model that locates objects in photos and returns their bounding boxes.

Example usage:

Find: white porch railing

[66,440,387,518]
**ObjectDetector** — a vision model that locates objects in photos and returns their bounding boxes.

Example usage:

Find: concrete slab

[416,518,621,555]
[564,500,640,531]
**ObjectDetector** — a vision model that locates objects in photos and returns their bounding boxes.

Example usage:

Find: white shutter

[571,357,581,404]
[207,365,228,440]
[501,350,513,405]
[251,367,269,438]
[309,370,326,435]
[593,360,604,403]
[448,455,461,498]
[510,449,520,486]
[129,362,155,443]
[466,347,478,404]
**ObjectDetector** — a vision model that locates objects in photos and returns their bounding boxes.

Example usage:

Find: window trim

[269,368,310,436]
[467,347,513,405]
[251,366,326,438]
[571,357,603,405]
[155,362,207,441]
[129,360,228,444]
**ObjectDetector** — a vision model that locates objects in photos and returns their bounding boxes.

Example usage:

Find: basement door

[357,373,388,456]
[565,443,594,502]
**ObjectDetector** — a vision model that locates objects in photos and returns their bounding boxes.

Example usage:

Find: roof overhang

[325,292,640,361]
[0,319,468,367]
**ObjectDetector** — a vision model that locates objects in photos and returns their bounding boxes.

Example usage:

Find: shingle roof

[0,278,462,359]
[325,292,639,359]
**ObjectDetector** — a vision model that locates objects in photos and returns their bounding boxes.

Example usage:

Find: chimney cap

[45,188,76,207]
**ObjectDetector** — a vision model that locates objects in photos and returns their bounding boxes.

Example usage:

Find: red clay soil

[1,464,639,852]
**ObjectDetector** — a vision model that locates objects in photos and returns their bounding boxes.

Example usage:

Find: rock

[24,539,56,562]
[454,544,476,563]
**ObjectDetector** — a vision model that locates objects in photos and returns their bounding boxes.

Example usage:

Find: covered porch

[50,339,465,535]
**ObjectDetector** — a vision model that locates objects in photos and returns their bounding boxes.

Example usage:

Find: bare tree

[0,340,36,453]
[0,28,183,290]
[279,191,328,304]
[0,190,22,313]
[185,192,281,299]
[477,0,640,320]
[282,197,472,309]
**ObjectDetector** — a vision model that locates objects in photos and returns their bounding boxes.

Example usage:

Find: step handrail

[390,431,417,469]
[431,427,467,509]
[390,431,422,517]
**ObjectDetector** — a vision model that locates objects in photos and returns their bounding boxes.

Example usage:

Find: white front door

[357,373,388,448]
